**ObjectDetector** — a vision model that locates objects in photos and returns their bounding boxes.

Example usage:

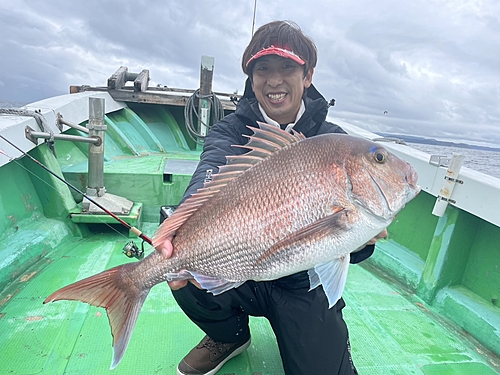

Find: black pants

[172,271,358,375]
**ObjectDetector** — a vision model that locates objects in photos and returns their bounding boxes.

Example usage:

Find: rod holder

[432,154,465,217]
[86,97,107,198]
[81,97,134,215]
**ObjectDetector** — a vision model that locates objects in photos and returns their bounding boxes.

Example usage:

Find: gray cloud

[1,0,499,146]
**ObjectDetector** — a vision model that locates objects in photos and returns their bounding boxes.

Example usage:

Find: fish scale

[44,122,420,369]
[170,140,349,278]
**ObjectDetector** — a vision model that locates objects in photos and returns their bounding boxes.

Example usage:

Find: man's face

[251,55,313,125]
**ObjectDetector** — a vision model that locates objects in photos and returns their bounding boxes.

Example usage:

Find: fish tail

[43,263,150,369]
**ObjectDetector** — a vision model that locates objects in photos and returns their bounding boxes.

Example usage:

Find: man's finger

[168,279,203,291]
[156,236,174,258]
[168,280,188,290]
[366,229,389,245]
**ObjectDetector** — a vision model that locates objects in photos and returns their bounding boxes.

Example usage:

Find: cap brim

[246,46,305,67]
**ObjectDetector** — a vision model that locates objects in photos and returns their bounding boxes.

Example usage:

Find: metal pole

[57,114,90,134]
[251,0,258,35]
[87,97,107,198]
[25,127,98,144]
[198,56,214,146]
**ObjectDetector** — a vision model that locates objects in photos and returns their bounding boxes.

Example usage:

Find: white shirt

[258,100,306,133]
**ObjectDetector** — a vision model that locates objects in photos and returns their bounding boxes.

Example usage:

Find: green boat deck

[1,221,498,375]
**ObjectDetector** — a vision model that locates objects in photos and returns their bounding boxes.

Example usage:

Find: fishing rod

[0,134,153,252]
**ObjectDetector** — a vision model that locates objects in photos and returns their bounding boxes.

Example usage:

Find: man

[158,20,384,375]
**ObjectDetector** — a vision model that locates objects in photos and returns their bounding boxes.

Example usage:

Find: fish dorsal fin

[152,122,304,247]
[230,121,305,160]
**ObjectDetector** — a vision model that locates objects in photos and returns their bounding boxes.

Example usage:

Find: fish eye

[373,150,387,164]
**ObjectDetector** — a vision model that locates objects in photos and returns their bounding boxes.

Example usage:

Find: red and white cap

[245,45,305,67]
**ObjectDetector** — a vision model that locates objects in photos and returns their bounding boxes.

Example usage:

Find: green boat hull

[1,95,499,374]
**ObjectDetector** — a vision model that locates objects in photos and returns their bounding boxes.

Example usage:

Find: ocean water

[0,100,26,109]
[408,143,500,180]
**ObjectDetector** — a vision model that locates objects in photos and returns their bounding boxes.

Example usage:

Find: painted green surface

[1,224,499,374]
[0,216,72,291]
[53,132,89,170]
[25,144,79,218]
[368,239,424,290]
[435,285,500,361]
[371,198,500,362]
[418,205,478,303]
[387,192,438,262]
[462,219,500,306]
[0,153,76,290]
[105,108,163,155]
[126,103,193,152]
[70,202,143,239]
[0,159,41,238]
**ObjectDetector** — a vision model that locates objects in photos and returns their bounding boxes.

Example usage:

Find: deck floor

[1,223,499,375]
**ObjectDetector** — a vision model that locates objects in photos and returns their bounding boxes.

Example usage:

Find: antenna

[251,0,257,35]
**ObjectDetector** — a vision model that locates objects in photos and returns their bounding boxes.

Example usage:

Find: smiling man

[249,51,313,125]
[162,20,380,375]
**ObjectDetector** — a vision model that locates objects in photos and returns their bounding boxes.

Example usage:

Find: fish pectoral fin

[308,256,350,308]
[189,271,245,295]
[257,208,346,264]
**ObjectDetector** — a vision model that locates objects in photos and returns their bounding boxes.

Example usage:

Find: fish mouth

[371,170,420,220]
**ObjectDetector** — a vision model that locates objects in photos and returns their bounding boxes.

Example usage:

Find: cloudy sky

[1,0,499,147]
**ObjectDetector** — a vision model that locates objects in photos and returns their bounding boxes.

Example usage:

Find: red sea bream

[44,122,420,368]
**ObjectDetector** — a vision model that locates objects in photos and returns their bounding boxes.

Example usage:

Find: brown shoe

[177,335,251,375]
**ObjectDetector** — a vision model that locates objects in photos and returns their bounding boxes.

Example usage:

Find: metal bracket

[429,155,452,167]
[25,125,100,145]
[24,126,38,145]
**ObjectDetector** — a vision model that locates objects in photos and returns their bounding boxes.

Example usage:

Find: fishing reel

[123,241,145,260]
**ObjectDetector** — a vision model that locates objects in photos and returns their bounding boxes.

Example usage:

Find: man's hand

[352,228,388,253]
[366,228,388,245]
[156,237,200,291]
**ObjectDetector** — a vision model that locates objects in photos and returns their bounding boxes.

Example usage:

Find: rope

[0,108,57,155]
[184,90,224,144]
